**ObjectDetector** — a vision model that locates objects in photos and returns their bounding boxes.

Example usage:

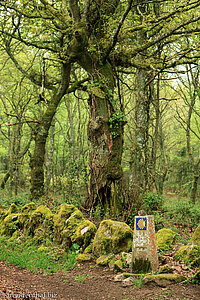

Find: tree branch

[68,0,81,23]
[104,0,133,61]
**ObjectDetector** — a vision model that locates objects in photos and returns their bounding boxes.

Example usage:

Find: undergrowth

[0,235,79,275]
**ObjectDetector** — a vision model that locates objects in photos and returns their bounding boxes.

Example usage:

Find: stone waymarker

[131,215,158,273]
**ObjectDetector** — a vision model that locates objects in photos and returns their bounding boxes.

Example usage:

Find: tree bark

[75,51,124,211]
[30,63,71,199]
[45,117,55,188]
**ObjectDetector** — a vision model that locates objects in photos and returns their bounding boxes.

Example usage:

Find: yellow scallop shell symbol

[138,218,146,230]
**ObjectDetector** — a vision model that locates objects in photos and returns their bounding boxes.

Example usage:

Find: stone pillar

[131,215,158,273]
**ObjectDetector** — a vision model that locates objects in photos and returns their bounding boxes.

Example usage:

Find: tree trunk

[130,1,152,196]
[45,117,55,188]
[191,175,199,204]
[77,53,124,211]
[88,65,124,212]
[30,63,71,199]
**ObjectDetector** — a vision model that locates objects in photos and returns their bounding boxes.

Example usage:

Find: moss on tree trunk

[30,63,71,199]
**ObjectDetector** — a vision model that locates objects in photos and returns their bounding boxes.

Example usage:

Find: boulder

[158,264,173,274]
[96,254,115,266]
[76,253,94,262]
[0,213,20,236]
[0,204,20,236]
[191,224,200,246]
[143,274,186,287]
[92,220,133,256]
[174,244,200,267]
[18,202,36,229]
[53,204,96,250]
[156,228,176,251]
[27,205,54,244]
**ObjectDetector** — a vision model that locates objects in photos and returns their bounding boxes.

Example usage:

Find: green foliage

[131,274,145,289]
[142,193,163,213]
[109,110,125,138]
[163,197,200,227]
[0,190,31,209]
[0,235,79,275]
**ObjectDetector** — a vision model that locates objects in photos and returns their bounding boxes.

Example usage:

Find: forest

[0,1,200,298]
[0,0,200,213]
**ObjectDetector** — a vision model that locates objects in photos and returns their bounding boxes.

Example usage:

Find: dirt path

[0,261,199,300]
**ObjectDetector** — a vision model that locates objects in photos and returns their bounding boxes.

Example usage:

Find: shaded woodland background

[0,0,200,217]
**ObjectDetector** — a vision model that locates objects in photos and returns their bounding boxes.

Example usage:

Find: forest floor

[0,260,200,300]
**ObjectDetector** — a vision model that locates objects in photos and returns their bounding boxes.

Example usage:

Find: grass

[131,274,145,289]
[74,274,91,282]
[154,195,200,241]
[0,235,78,275]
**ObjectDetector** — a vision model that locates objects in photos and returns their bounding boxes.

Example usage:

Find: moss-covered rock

[0,213,20,236]
[76,253,94,262]
[18,202,36,229]
[53,204,96,250]
[92,220,133,256]
[174,244,200,266]
[158,264,173,274]
[0,210,7,233]
[84,244,92,254]
[72,219,96,249]
[191,224,200,246]
[113,259,123,272]
[96,254,115,266]
[143,273,186,287]
[156,228,176,251]
[26,205,54,244]
[53,204,84,244]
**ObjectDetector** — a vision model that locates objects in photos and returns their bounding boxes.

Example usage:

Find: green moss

[84,244,92,254]
[131,257,151,274]
[193,268,200,283]
[72,220,96,249]
[27,205,53,236]
[53,204,96,251]
[96,254,115,266]
[92,220,133,256]
[113,259,123,272]
[174,245,200,266]
[7,203,18,215]
[76,253,94,262]
[156,228,176,251]
[53,204,84,245]
[0,213,20,236]
[38,246,48,252]
[191,225,200,246]
[21,202,36,213]
[18,202,36,230]
[8,230,20,242]
[158,264,173,274]
[143,273,186,284]
[122,273,142,279]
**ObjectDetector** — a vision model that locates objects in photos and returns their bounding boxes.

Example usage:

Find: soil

[0,261,199,300]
